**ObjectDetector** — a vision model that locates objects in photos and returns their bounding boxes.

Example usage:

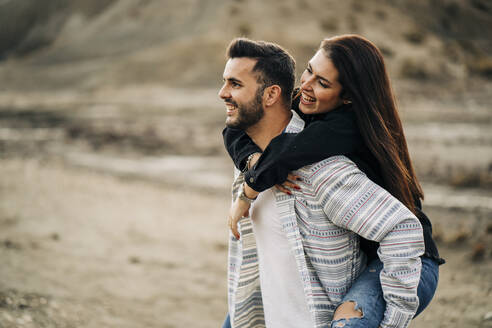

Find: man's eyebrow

[308,62,332,85]
[223,77,243,84]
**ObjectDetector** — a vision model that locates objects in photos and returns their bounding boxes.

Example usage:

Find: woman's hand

[275,173,301,195]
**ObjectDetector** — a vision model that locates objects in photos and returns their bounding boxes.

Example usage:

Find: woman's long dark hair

[320,34,423,213]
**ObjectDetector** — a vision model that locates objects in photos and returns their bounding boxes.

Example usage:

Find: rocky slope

[0,0,491,91]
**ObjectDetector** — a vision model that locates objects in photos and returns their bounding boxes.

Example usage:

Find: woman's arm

[223,107,362,192]
[319,160,424,328]
[222,127,262,171]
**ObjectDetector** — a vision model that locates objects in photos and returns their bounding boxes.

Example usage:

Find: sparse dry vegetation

[470,0,491,13]
[448,169,492,188]
[399,58,430,80]
[468,56,492,78]
[347,14,359,32]
[229,5,240,16]
[319,18,338,32]
[374,9,387,20]
[378,45,394,58]
[237,22,252,37]
[404,28,426,44]
[351,1,365,12]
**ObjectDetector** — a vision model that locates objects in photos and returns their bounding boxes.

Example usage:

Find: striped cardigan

[227,111,424,328]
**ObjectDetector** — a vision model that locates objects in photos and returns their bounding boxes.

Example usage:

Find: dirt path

[0,158,491,328]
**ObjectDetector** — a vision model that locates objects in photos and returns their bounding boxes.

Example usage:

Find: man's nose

[218,84,230,99]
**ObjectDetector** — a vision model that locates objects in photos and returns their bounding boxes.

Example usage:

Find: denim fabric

[330,257,439,328]
[221,257,438,328]
[222,313,231,328]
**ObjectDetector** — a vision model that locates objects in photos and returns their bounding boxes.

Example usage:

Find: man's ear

[263,85,282,107]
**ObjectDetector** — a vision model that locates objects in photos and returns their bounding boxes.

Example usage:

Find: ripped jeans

[331,256,439,328]
[222,257,438,328]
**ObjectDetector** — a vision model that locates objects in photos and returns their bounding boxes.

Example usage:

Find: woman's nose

[301,76,314,90]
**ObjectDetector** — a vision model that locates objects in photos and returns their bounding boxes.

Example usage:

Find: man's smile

[225,101,238,115]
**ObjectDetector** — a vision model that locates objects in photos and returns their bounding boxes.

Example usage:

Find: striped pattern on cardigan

[227,111,424,328]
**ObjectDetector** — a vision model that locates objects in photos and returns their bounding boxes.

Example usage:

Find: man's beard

[225,86,265,130]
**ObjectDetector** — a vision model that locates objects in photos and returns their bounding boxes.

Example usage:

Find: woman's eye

[319,80,328,88]
[306,67,312,74]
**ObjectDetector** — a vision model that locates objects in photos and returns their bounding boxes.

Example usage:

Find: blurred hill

[0,0,491,92]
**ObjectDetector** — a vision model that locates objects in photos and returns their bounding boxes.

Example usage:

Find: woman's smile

[300,91,316,105]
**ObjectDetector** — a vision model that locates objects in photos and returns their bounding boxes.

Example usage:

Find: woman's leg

[331,259,385,327]
[330,257,439,328]
[221,313,231,328]
[415,257,439,316]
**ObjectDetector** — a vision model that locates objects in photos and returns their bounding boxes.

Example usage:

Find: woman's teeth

[302,93,316,103]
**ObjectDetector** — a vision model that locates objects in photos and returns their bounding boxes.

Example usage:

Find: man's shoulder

[295,155,363,184]
[296,155,358,173]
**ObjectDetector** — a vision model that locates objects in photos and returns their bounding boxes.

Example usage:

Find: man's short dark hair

[226,38,296,106]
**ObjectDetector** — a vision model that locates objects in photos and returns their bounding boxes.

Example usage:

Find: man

[218,38,424,328]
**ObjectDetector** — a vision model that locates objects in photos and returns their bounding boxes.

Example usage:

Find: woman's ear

[264,85,282,107]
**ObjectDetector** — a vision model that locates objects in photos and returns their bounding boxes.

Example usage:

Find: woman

[223,35,443,327]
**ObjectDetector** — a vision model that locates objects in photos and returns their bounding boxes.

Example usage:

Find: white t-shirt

[250,189,313,328]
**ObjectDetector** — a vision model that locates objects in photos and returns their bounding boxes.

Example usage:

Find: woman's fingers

[283,180,301,190]
[275,174,302,195]
[287,173,301,182]
[275,184,292,195]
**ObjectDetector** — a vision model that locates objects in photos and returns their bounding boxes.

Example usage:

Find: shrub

[404,29,426,45]
[374,9,387,20]
[468,57,492,79]
[319,18,338,32]
[379,45,394,58]
[347,14,358,32]
[399,58,429,80]
[237,22,252,37]
[470,0,491,13]
[229,5,239,16]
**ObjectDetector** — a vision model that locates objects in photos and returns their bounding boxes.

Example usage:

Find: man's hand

[228,197,251,240]
[229,183,259,239]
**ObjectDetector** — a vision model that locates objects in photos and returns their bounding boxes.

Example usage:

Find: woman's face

[299,50,344,115]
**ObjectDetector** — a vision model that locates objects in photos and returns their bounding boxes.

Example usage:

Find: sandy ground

[0,158,229,328]
[0,157,491,328]
[0,82,490,328]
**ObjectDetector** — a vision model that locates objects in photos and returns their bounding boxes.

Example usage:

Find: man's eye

[232,82,240,87]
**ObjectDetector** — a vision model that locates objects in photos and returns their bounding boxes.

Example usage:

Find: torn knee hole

[334,321,346,327]
[333,301,363,320]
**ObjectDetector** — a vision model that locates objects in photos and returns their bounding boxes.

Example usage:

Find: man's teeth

[302,94,316,102]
